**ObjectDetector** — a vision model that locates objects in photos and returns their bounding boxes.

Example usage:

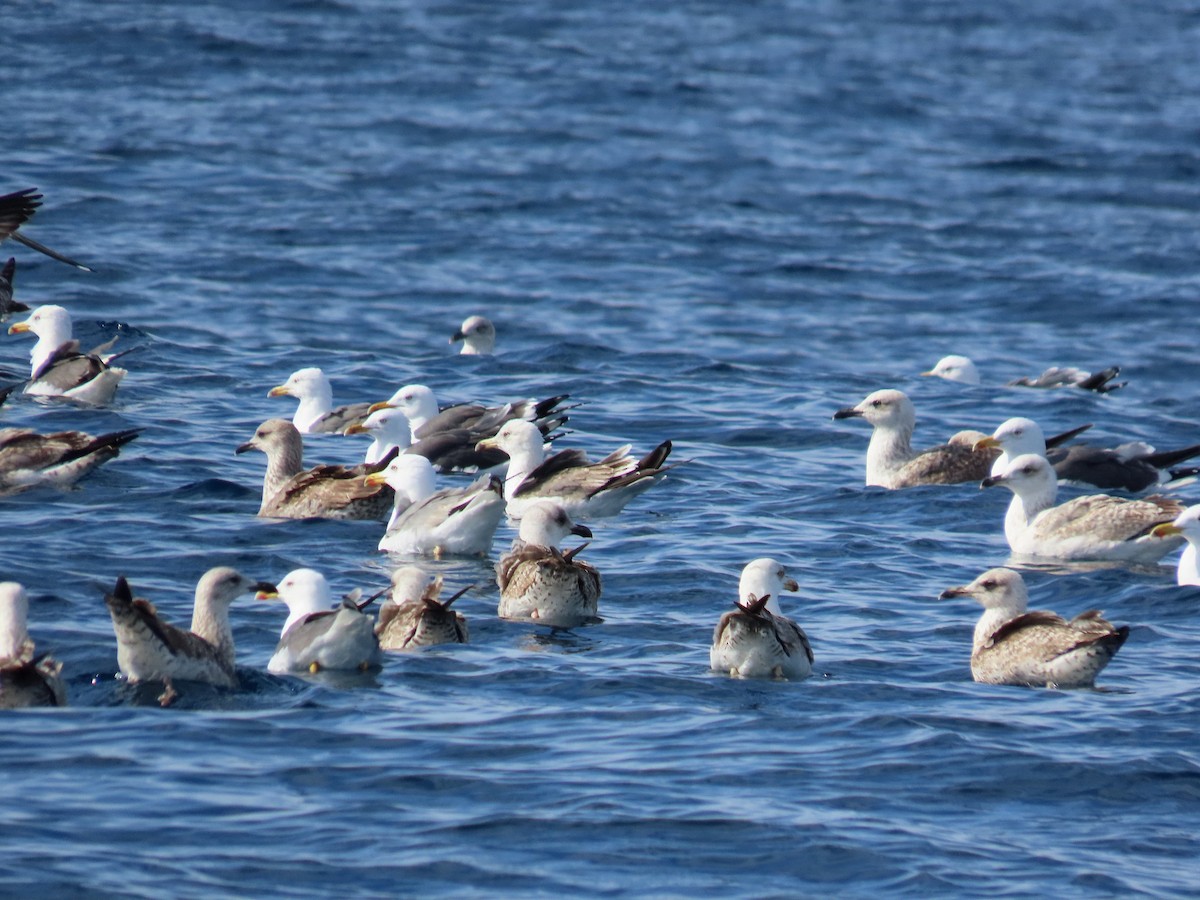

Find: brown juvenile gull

[0,258,30,321]
[976,416,1200,492]
[981,453,1185,563]
[476,419,674,519]
[8,304,126,405]
[375,567,471,650]
[496,501,601,628]
[0,582,68,708]
[450,315,496,355]
[0,187,92,271]
[256,568,382,674]
[939,567,1129,688]
[1150,504,1200,586]
[0,426,139,496]
[236,418,395,520]
[922,354,1125,393]
[710,558,812,680]
[267,367,374,434]
[105,567,277,703]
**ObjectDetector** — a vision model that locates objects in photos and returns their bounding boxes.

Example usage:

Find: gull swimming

[8,305,127,404]
[1150,504,1200,586]
[0,258,30,321]
[366,454,506,556]
[0,426,139,495]
[476,419,674,519]
[922,354,1125,393]
[375,567,471,650]
[267,367,374,434]
[981,453,1185,562]
[0,582,68,708]
[977,416,1200,492]
[496,501,601,628]
[710,558,813,680]
[0,188,92,271]
[344,406,412,464]
[236,418,395,520]
[105,567,277,703]
[450,315,496,355]
[256,568,382,674]
[939,567,1129,688]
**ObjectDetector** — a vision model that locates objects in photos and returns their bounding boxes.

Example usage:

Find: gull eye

[871,400,883,408]
[981,580,996,590]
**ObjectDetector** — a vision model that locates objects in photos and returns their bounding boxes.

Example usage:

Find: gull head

[7,304,72,343]
[197,567,278,610]
[476,418,541,457]
[365,453,437,499]
[235,418,301,457]
[738,558,798,615]
[1151,503,1200,542]
[921,355,980,385]
[980,453,1055,495]
[450,315,496,355]
[833,388,916,431]
[939,567,1029,613]
[267,366,329,401]
[517,501,592,549]
[976,417,1046,456]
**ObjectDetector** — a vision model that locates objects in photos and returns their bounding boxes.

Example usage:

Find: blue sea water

[4,0,1200,895]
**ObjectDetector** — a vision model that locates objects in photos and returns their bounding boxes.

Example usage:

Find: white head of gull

[710,558,812,680]
[7,304,126,404]
[939,567,1129,687]
[0,581,67,708]
[380,384,441,434]
[9,304,72,375]
[344,406,413,465]
[368,454,439,530]
[1150,504,1200,586]
[450,315,496,355]
[981,453,1185,562]
[922,355,981,385]
[978,417,1048,477]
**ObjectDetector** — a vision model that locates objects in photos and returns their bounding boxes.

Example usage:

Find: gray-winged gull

[366,454,505,556]
[0,188,92,271]
[710,558,813,680]
[105,567,277,703]
[939,567,1129,688]
[8,305,126,404]
[496,501,601,628]
[256,568,382,674]
[343,406,412,464]
[375,567,471,650]
[922,354,1125,393]
[236,418,395,520]
[267,367,374,434]
[450,315,496,355]
[0,426,139,495]
[0,582,68,708]
[977,416,1200,492]
[1150,504,1200,586]
[476,419,674,519]
[981,453,1185,562]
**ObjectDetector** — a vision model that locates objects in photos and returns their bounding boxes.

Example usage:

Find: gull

[344,406,412,464]
[980,453,1185,562]
[366,454,505,556]
[0,258,30,321]
[710,558,813,680]
[105,567,277,703]
[0,426,139,495]
[8,305,127,404]
[374,383,570,442]
[476,419,674,519]
[256,569,381,674]
[450,315,496,355]
[977,417,1200,492]
[922,354,1125,393]
[267,367,374,434]
[1150,505,1200,586]
[0,582,68,708]
[375,567,471,650]
[0,188,92,271]
[496,501,601,628]
[939,568,1129,688]
[236,418,395,520]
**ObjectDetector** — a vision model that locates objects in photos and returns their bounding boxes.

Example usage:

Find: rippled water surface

[5,1,1200,896]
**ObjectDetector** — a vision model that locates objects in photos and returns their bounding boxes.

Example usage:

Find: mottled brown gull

[375,567,471,651]
[236,418,395,520]
[0,426,139,495]
[710,558,812,680]
[939,568,1128,688]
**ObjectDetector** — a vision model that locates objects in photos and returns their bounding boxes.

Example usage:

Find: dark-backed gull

[8,305,126,404]
[922,354,1125,393]
[267,367,373,434]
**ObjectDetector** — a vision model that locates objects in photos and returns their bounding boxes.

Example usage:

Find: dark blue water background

[4,1,1200,895]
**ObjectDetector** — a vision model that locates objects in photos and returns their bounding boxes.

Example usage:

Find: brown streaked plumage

[0,426,139,495]
[376,568,471,650]
[496,502,601,628]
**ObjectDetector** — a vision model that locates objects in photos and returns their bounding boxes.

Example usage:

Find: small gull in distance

[476,418,675,519]
[0,188,92,271]
[0,426,139,495]
[980,453,1185,562]
[923,354,1125,393]
[267,367,374,435]
[710,558,813,680]
[977,416,1200,492]
[450,315,496,355]
[375,567,471,650]
[0,582,68,708]
[8,305,127,405]
[236,418,396,520]
[105,567,277,704]
[1150,505,1200,586]
[939,567,1128,688]
[496,501,601,628]
[256,569,382,674]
